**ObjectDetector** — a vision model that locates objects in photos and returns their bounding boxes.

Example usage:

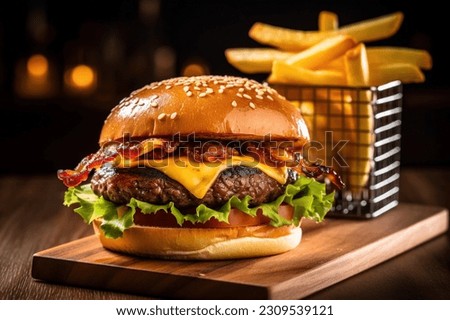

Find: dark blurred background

[0,0,449,175]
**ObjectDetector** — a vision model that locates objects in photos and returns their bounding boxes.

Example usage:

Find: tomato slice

[133,204,294,228]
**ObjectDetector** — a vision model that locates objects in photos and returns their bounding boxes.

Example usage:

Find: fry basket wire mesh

[272,81,403,218]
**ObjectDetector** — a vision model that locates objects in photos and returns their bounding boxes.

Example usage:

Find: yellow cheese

[118,156,288,199]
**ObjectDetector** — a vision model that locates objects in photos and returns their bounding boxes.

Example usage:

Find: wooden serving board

[32,203,448,299]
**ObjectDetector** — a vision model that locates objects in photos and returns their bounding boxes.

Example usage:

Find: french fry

[344,43,369,86]
[224,48,294,74]
[285,35,356,69]
[338,11,404,43]
[346,90,375,195]
[321,56,345,71]
[367,47,432,70]
[249,12,404,51]
[369,63,425,86]
[248,22,328,51]
[319,11,339,31]
[269,60,346,86]
[343,43,374,192]
[248,22,332,51]
[322,46,432,76]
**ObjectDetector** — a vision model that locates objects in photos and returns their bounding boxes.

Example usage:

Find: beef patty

[91,164,297,208]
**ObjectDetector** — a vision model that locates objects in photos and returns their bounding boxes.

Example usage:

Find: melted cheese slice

[118,156,288,199]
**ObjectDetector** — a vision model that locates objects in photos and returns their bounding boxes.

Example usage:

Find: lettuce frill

[63,176,334,239]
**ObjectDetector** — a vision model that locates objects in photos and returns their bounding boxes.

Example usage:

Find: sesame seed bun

[88,75,311,260]
[99,75,310,146]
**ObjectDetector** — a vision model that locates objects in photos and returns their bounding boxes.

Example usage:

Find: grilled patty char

[91,164,297,208]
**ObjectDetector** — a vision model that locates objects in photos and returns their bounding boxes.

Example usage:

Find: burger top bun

[99,75,310,146]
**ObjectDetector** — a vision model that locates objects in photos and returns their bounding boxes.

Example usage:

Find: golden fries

[232,10,429,87]
[337,12,403,43]
[285,35,356,69]
[333,42,374,191]
[369,63,425,85]
[224,48,294,74]
[322,47,432,74]
[248,22,331,51]
[249,12,403,51]
[344,43,369,86]
[367,47,432,70]
[269,60,346,86]
[226,10,432,193]
[319,11,339,31]
[228,11,431,87]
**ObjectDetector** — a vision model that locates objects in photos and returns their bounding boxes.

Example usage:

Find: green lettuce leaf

[63,176,334,239]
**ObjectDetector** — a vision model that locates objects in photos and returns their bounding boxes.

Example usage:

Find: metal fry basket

[272,81,403,218]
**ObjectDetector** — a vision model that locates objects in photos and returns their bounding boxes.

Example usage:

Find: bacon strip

[57,138,167,187]
[297,160,345,189]
[57,139,344,189]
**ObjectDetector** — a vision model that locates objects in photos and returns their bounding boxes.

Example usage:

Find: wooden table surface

[1,167,449,299]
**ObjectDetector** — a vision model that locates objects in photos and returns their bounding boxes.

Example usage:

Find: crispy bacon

[297,160,345,189]
[57,138,344,189]
[57,138,172,187]
[57,152,116,187]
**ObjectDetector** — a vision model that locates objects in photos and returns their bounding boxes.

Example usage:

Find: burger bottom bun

[92,220,302,260]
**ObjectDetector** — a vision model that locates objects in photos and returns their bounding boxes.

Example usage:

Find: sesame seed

[186,91,193,97]
[194,86,201,91]
[170,112,177,119]
[165,85,172,89]
[183,86,189,92]
[206,88,213,94]
[231,100,237,107]
[238,88,244,93]
[199,92,207,97]
[243,94,252,100]
[151,101,158,108]
[249,102,256,109]
[157,113,166,120]
[267,95,274,101]
[256,95,263,100]
[218,89,224,94]
[236,93,243,98]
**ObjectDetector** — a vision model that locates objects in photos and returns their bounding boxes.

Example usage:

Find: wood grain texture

[1,169,449,299]
[0,175,143,300]
[31,203,448,299]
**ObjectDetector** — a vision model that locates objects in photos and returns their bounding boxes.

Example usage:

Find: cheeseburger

[58,75,341,260]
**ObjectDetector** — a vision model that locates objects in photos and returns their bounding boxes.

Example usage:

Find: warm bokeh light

[70,64,95,88]
[153,46,176,79]
[15,55,56,98]
[27,54,48,77]
[181,62,209,77]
